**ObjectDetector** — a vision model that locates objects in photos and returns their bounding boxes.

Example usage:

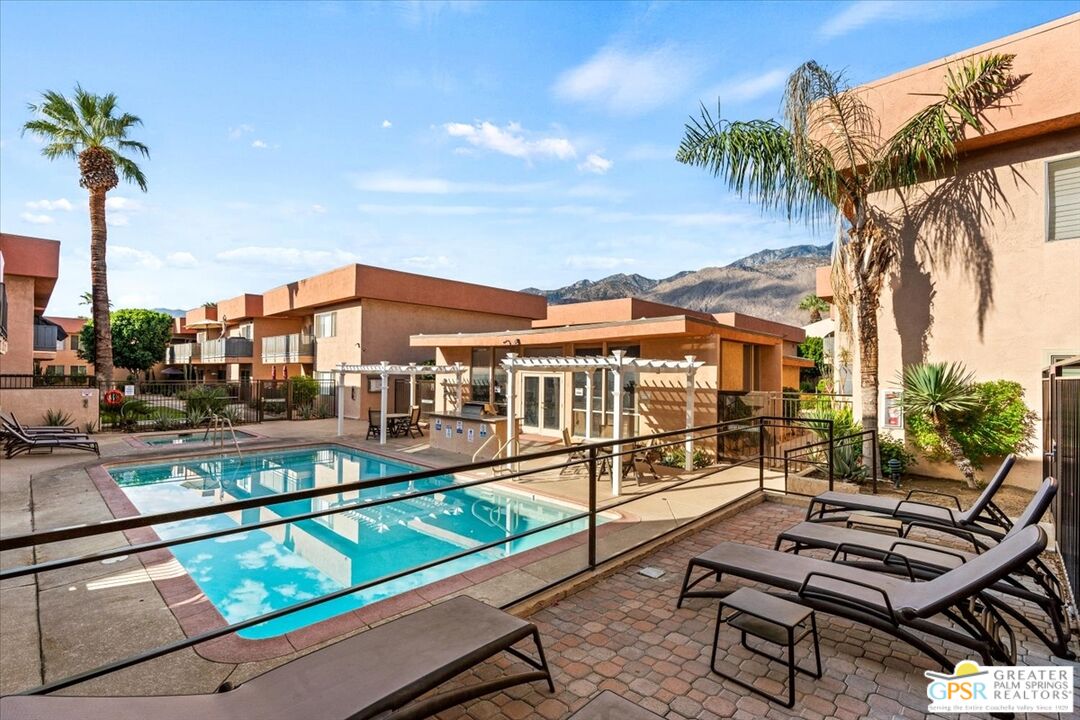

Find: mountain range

[523,243,832,325]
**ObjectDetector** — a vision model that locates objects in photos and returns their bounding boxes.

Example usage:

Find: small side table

[710,587,821,708]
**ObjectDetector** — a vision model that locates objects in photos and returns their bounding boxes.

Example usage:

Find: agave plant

[43,408,74,427]
[901,362,981,488]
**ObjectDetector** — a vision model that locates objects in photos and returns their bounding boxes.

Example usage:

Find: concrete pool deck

[0,418,785,696]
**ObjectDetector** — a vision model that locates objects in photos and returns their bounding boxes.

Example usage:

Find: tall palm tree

[798,294,829,323]
[901,362,981,488]
[23,86,149,391]
[677,55,1022,461]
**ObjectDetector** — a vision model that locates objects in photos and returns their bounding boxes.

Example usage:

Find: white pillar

[685,356,697,471]
[611,350,624,496]
[453,362,465,412]
[336,364,346,436]
[409,364,417,408]
[505,354,517,459]
[584,369,593,440]
[379,361,389,445]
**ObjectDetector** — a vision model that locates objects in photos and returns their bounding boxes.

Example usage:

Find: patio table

[386,413,411,438]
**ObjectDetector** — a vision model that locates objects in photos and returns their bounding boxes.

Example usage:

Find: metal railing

[200,337,253,362]
[261,333,314,363]
[32,323,59,351]
[784,428,879,494]
[0,281,7,340]
[0,415,828,696]
[0,373,96,389]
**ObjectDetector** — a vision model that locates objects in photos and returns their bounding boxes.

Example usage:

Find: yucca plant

[678,54,1023,466]
[901,362,981,488]
[43,409,74,427]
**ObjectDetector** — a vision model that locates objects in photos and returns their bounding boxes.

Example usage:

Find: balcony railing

[168,343,199,364]
[200,337,253,362]
[33,324,59,352]
[261,333,314,363]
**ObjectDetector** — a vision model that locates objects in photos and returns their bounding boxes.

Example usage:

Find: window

[69,334,80,352]
[470,348,492,403]
[315,311,336,338]
[70,366,87,376]
[237,323,254,341]
[1048,155,1080,241]
[44,365,62,376]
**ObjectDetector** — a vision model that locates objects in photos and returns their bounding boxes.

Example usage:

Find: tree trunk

[89,188,114,392]
[810,309,822,322]
[855,285,879,470]
[935,418,978,489]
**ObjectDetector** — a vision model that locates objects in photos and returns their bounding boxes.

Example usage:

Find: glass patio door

[542,376,561,431]
[521,374,561,434]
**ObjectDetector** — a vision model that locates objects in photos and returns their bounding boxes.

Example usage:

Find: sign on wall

[880,388,903,429]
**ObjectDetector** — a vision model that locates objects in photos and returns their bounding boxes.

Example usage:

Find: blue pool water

[108,446,588,638]
[141,430,257,446]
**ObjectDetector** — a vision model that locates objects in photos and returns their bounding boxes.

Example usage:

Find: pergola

[501,351,705,495]
[334,361,465,444]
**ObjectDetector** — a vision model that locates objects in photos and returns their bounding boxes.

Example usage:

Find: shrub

[658,446,711,469]
[878,433,917,477]
[906,379,1036,470]
[179,385,229,416]
[803,406,867,483]
[150,409,179,431]
[290,376,320,408]
[43,408,73,426]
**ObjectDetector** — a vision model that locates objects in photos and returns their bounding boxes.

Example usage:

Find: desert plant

[150,409,178,431]
[43,408,74,426]
[878,433,917,477]
[216,406,244,425]
[907,378,1036,479]
[901,362,982,488]
[180,385,229,416]
[184,407,210,429]
[84,420,98,434]
[803,406,867,483]
[658,445,711,470]
[798,294,829,323]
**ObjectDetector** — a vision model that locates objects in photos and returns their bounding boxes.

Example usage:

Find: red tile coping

[82,448,638,664]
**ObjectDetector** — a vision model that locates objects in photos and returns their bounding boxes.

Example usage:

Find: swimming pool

[138,430,257,446]
[108,446,589,638]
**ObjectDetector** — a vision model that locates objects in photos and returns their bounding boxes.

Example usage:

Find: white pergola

[501,351,705,495]
[334,361,465,444]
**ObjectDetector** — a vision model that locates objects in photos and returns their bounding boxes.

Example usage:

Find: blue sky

[2,1,1076,316]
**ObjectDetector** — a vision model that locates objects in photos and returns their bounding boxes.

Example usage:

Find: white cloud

[358,203,534,216]
[403,255,452,270]
[311,204,327,214]
[381,120,393,128]
[26,198,73,211]
[251,139,269,149]
[20,212,54,225]
[444,121,576,161]
[553,45,694,115]
[351,172,550,195]
[819,1,920,39]
[215,246,363,269]
[228,123,255,139]
[705,68,789,104]
[105,196,141,211]
[166,251,198,268]
[564,255,637,271]
[107,214,130,227]
[111,245,163,270]
[578,153,613,175]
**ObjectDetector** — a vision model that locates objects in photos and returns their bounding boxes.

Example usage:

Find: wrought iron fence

[0,373,96,389]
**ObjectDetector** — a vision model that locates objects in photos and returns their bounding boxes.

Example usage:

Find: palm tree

[798,294,829,323]
[901,362,981,488]
[677,55,1022,460]
[23,86,149,391]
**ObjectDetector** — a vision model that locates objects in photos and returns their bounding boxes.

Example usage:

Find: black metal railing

[0,373,96,389]
[261,333,314,363]
[784,428,879,494]
[0,415,827,696]
[32,323,59,351]
[0,280,8,340]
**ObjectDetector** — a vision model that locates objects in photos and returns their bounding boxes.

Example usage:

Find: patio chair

[366,409,382,440]
[676,524,1048,670]
[631,457,684,485]
[407,405,424,438]
[0,596,554,720]
[776,477,1074,659]
[805,454,1015,540]
[1,412,83,436]
[559,428,587,475]
[1,417,99,459]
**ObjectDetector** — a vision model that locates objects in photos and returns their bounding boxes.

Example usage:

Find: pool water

[108,446,588,638]
[141,430,257,446]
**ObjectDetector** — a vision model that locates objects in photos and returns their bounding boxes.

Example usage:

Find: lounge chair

[805,454,1016,539]
[676,524,1048,670]
[407,405,424,438]
[1,418,99,459]
[776,477,1074,659]
[366,409,382,440]
[2,412,82,435]
[0,596,553,720]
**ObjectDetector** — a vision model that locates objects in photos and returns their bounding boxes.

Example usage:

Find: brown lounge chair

[677,525,1048,670]
[776,477,1074,659]
[805,454,1015,540]
[2,411,82,435]
[0,596,553,720]
[0,417,99,459]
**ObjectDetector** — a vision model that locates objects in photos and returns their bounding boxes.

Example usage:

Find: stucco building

[822,15,1080,487]
[0,233,63,376]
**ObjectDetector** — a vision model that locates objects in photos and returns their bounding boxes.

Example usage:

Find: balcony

[33,324,59,352]
[261,333,314,363]
[200,337,253,362]
[168,343,200,364]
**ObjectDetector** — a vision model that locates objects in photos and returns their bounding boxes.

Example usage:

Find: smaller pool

[141,430,257,446]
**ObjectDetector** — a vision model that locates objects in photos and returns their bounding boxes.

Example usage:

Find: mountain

[524,243,831,326]
[153,308,187,318]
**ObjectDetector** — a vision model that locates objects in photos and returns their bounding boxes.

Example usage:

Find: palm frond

[110,151,148,191]
[677,104,837,227]
[901,362,980,421]
[876,53,1022,189]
